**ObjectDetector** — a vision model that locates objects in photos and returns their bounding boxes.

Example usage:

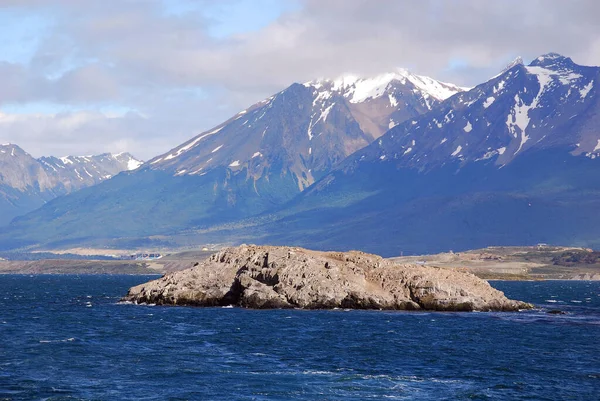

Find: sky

[0,0,599,160]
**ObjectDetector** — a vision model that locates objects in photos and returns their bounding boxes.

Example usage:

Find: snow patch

[440,138,447,144]
[506,69,553,155]
[594,139,600,152]
[483,97,495,108]
[477,150,498,161]
[164,126,224,161]
[451,145,462,157]
[403,147,413,155]
[526,65,582,87]
[252,152,262,158]
[330,69,464,104]
[497,147,506,155]
[343,73,397,103]
[189,167,204,175]
[494,81,505,94]
[307,103,335,140]
[313,89,332,106]
[463,121,472,133]
[443,111,453,124]
[211,145,223,153]
[580,80,594,99]
[320,103,334,123]
[127,159,142,170]
[229,160,241,167]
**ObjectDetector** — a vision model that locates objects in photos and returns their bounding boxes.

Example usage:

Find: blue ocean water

[0,276,598,400]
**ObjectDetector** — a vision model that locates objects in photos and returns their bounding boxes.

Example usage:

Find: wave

[39,338,75,344]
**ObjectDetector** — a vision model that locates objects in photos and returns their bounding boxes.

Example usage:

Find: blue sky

[194,0,300,38]
[0,0,299,115]
[0,0,598,159]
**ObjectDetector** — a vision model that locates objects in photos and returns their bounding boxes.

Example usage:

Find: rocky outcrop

[122,245,532,311]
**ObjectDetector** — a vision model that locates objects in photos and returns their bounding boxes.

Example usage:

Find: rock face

[0,70,464,249]
[123,245,532,311]
[0,143,143,226]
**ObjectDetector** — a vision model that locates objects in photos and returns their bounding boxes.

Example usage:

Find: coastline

[1,245,599,280]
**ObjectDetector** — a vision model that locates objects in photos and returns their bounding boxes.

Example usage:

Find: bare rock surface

[122,245,532,311]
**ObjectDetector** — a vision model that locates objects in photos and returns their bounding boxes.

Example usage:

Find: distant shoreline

[1,244,599,281]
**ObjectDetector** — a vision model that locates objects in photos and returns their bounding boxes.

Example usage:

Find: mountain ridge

[3,53,600,255]
[0,144,142,225]
[145,68,466,190]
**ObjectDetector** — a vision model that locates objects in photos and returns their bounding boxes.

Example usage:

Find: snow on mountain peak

[529,53,578,72]
[305,69,464,105]
[502,56,524,72]
[126,158,143,171]
[532,52,568,64]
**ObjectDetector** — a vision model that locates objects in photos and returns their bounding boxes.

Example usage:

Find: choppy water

[0,275,599,400]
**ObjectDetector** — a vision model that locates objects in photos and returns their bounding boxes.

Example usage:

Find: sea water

[0,275,598,400]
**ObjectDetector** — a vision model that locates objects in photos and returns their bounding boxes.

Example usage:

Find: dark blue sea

[0,276,598,400]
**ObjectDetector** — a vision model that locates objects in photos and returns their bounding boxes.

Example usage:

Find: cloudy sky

[0,0,599,160]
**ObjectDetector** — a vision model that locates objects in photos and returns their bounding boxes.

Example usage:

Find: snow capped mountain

[39,152,143,191]
[147,69,465,191]
[0,144,54,192]
[0,144,142,225]
[349,53,598,170]
[0,69,466,248]
[12,54,600,255]
[309,69,466,105]
[269,53,600,255]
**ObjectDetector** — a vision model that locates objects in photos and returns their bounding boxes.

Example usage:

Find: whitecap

[39,338,75,344]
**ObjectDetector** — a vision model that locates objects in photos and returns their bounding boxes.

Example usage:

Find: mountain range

[0,69,464,249]
[0,145,142,225]
[2,53,599,255]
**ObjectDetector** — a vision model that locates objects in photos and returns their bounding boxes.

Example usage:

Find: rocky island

[123,245,532,311]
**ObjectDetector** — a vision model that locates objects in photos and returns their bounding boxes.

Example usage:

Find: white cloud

[0,0,599,159]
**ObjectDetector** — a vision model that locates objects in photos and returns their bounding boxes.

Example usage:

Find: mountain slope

[238,53,600,255]
[0,144,142,225]
[0,70,465,249]
[148,69,464,190]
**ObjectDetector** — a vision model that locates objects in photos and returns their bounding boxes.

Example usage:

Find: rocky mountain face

[0,144,142,225]
[0,70,464,249]
[147,69,464,191]
[347,53,599,170]
[38,152,142,192]
[5,53,600,256]
[123,245,531,311]
[244,53,600,255]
